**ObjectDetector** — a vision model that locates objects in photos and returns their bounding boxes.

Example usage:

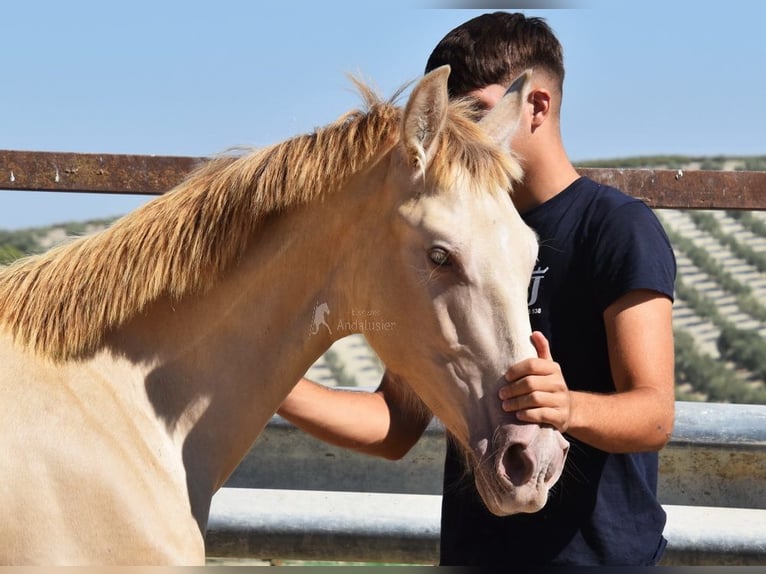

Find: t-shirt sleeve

[591,200,677,312]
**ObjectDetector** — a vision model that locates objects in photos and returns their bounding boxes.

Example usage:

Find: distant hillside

[576,154,766,172]
[2,156,765,404]
[0,218,116,263]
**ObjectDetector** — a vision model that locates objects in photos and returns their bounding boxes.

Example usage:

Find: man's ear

[530,88,552,129]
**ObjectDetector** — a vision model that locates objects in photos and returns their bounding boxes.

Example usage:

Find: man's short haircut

[425,11,565,98]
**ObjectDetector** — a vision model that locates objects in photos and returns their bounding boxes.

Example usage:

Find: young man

[278,12,676,566]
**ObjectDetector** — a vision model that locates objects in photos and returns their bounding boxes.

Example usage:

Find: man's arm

[500,289,675,453]
[278,370,433,460]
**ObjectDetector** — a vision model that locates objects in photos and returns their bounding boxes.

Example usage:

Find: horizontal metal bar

[207,488,440,565]
[0,149,204,195]
[579,167,766,210]
[670,401,766,447]
[2,150,766,210]
[226,400,766,510]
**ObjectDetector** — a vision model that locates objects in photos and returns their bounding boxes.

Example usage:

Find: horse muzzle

[471,423,569,516]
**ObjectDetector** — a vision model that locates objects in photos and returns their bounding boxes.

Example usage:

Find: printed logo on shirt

[528,266,549,315]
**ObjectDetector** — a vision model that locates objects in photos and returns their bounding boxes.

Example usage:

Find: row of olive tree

[665,224,766,324]
[728,209,766,238]
[690,211,766,276]
[674,328,766,404]
[673,277,766,404]
[659,213,766,403]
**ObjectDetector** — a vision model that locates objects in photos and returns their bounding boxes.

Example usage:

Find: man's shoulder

[573,177,659,231]
[576,176,639,209]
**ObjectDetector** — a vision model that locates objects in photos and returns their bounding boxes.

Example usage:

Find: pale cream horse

[0,68,568,565]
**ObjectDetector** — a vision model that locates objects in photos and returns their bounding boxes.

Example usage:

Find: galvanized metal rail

[207,400,766,566]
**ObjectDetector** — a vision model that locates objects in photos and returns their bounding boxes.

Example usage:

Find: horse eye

[428,246,451,266]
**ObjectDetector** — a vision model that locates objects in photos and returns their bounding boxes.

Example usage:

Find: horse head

[362,67,569,515]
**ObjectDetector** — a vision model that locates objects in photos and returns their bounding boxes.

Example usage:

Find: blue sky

[1,0,764,230]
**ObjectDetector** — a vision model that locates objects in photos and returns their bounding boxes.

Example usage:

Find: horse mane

[0,82,521,362]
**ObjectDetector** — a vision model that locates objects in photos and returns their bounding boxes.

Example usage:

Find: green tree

[0,244,24,265]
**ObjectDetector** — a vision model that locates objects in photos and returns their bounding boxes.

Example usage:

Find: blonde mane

[0,84,520,362]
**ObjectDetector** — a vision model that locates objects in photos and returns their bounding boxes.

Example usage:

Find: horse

[0,67,568,564]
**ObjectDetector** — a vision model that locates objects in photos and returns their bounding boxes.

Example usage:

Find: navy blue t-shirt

[439,177,677,566]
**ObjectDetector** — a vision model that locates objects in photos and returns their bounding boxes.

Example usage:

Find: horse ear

[401,65,450,171]
[479,69,533,148]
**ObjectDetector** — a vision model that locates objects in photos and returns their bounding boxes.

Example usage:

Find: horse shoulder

[0,340,204,564]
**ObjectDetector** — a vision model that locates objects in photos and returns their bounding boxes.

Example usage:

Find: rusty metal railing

[3,149,766,211]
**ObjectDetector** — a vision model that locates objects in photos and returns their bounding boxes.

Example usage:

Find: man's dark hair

[425,12,565,98]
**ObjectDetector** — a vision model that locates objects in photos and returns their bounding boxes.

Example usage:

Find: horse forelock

[0,83,519,362]
[430,102,524,200]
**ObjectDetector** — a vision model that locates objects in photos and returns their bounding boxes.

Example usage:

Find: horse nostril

[501,443,535,487]
[544,440,569,483]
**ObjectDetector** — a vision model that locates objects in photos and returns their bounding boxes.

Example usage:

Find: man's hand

[499,331,571,433]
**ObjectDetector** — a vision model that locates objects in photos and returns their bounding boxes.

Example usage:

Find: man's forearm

[567,386,674,453]
[278,377,429,460]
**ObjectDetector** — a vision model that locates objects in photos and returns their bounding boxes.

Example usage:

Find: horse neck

[106,158,392,525]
